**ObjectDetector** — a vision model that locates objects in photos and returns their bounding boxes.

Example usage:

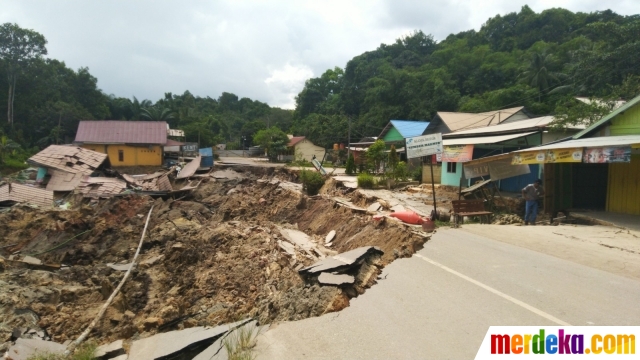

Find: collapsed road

[0,165,431,359]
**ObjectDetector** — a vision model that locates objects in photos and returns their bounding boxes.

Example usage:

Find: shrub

[345,153,356,175]
[411,165,423,182]
[300,169,325,195]
[357,173,376,189]
[394,161,409,181]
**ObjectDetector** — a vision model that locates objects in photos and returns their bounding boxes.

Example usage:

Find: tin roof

[28,145,108,175]
[288,136,306,147]
[75,120,167,144]
[516,135,640,151]
[443,132,537,145]
[379,120,430,140]
[436,106,525,132]
[0,183,53,208]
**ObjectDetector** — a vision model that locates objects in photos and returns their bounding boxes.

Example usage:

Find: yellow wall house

[540,94,640,216]
[289,136,326,162]
[74,121,167,167]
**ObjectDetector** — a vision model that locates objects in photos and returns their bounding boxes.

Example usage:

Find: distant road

[255,226,640,359]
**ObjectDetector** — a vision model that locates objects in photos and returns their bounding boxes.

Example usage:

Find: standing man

[522,179,544,225]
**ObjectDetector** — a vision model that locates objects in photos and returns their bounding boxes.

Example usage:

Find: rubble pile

[0,166,428,355]
[492,214,524,225]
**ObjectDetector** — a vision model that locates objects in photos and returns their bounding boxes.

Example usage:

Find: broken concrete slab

[367,202,382,212]
[279,228,322,259]
[299,246,383,275]
[107,355,128,360]
[390,204,406,212]
[193,320,270,360]
[94,339,125,359]
[318,272,355,286]
[128,320,251,360]
[325,230,336,243]
[211,169,245,180]
[107,263,133,271]
[277,240,296,258]
[4,338,65,360]
[21,256,42,266]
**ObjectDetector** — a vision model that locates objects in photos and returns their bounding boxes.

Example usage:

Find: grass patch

[27,342,96,360]
[435,220,451,227]
[299,169,326,195]
[224,324,258,360]
[357,173,376,189]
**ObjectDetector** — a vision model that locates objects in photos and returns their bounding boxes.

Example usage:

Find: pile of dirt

[0,167,428,352]
[492,214,524,225]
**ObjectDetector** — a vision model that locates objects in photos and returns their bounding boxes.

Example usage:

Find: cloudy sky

[0,1,637,109]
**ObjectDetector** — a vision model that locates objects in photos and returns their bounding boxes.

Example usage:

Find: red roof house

[74,121,167,166]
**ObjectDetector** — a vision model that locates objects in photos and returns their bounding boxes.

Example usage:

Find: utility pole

[347,115,351,159]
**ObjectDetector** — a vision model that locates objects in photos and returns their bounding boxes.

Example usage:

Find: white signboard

[405,133,443,159]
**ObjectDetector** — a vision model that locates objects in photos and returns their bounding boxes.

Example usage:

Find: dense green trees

[292,7,640,146]
[0,23,48,126]
[2,6,640,170]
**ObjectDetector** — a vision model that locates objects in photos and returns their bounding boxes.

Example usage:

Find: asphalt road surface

[255,227,640,359]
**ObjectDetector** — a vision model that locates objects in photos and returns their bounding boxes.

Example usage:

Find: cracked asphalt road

[255,226,640,359]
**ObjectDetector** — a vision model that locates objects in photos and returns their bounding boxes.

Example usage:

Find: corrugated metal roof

[516,135,640,151]
[573,94,640,139]
[436,106,525,132]
[75,120,167,144]
[0,183,53,208]
[28,145,108,175]
[165,139,184,146]
[176,156,202,179]
[444,116,555,136]
[443,132,537,145]
[379,120,430,140]
[288,136,306,147]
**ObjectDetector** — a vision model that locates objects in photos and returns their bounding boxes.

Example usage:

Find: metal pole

[430,159,437,220]
[347,116,351,159]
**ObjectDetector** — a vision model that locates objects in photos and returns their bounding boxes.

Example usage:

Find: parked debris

[128,320,251,360]
[76,177,127,198]
[0,166,429,352]
[122,172,173,192]
[0,183,54,208]
[300,246,383,275]
[28,145,107,176]
[176,155,202,179]
[318,272,355,286]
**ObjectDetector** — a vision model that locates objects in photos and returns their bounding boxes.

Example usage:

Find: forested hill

[1,5,640,169]
[291,6,640,148]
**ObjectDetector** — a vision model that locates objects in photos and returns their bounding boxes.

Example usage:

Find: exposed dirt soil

[0,166,428,351]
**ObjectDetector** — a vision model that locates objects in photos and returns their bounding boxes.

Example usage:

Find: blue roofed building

[378,120,430,143]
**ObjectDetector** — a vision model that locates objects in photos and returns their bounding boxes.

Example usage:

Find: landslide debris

[0,166,429,352]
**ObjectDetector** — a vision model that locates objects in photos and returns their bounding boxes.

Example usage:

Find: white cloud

[0,0,637,109]
[265,63,315,109]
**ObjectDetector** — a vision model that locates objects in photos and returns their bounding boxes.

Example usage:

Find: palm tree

[0,135,21,164]
[521,52,562,101]
[140,106,175,121]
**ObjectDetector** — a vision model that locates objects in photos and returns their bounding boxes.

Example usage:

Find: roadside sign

[406,133,443,159]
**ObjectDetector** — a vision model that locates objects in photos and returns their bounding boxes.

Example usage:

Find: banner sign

[584,146,631,163]
[442,145,474,162]
[406,133,443,159]
[489,159,531,180]
[512,148,582,164]
[464,163,489,179]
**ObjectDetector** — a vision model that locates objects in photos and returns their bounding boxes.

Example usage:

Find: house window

[118,150,124,162]
[446,162,457,173]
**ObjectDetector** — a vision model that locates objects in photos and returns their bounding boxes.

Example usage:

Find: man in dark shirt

[522,179,544,225]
